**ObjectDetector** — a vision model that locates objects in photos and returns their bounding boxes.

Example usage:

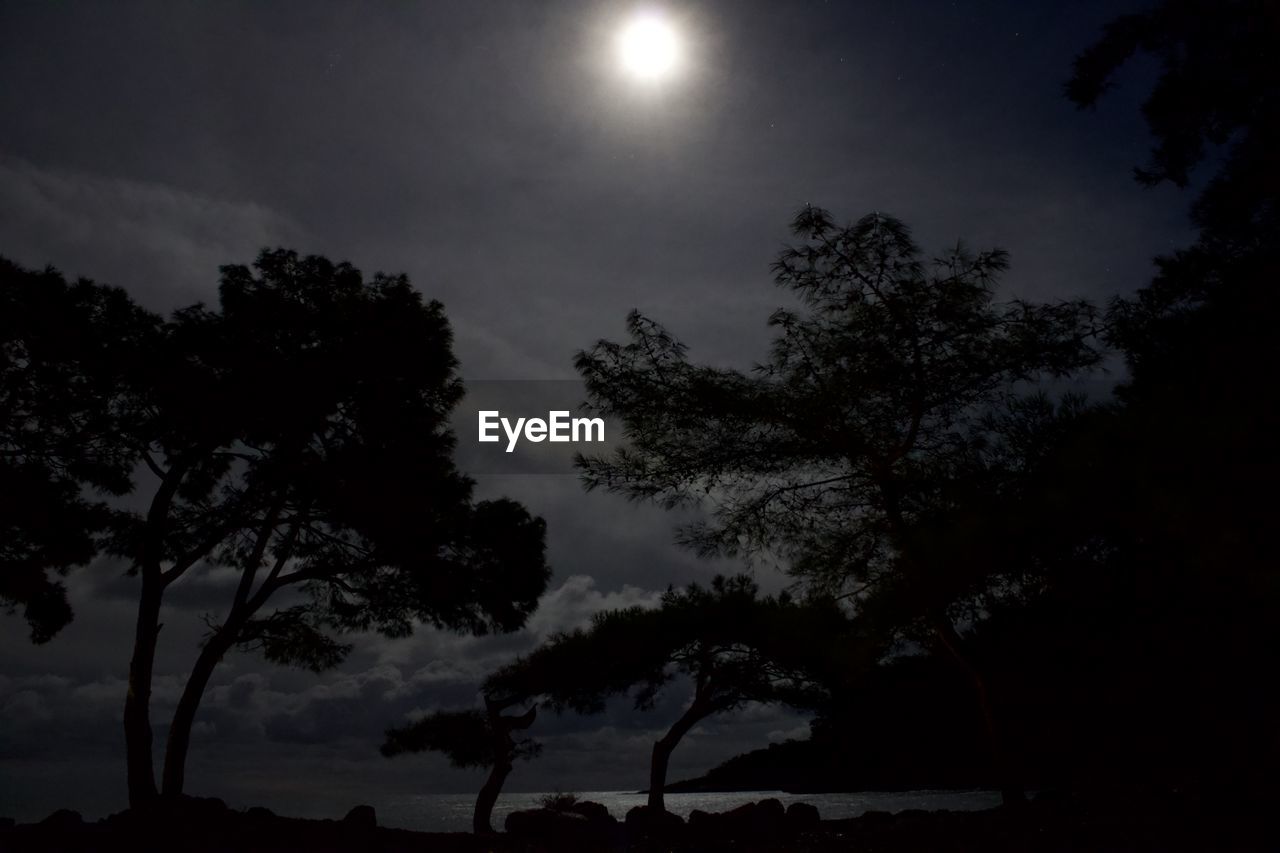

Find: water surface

[377,789,1004,832]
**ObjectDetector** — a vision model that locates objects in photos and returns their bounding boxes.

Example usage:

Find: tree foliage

[489,575,845,716]
[1067,0,1278,391]
[0,258,158,642]
[3,248,553,804]
[486,574,851,810]
[1066,0,1277,249]
[576,209,1099,621]
[1064,0,1276,616]
[382,701,540,833]
[115,249,550,643]
[573,210,1101,805]
[381,708,541,769]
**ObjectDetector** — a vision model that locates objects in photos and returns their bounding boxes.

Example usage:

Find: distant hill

[666,735,994,794]
[665,654,1002,795]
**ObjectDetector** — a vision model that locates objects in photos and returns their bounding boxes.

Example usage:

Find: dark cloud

[0,564,802,822]
[0,156,308,311]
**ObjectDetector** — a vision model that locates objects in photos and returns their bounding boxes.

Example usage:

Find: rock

[507,807,618,846]
[342,804,376,828]
[723,799,784,837]
[567,799,613,822]
[506,808,544,836]
[757,797,786,826]
[504,809,532,835]
[685,808,722,842]
[98,808,139,830]
[39,809,84,829]
[786,801,821,830]
[758,798,784,813]
[507,808,584,833]
[154,795,229,824]
[688,799,793,840]
[624,804,685,837]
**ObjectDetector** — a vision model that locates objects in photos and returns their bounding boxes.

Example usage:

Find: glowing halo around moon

[616,11,680,80]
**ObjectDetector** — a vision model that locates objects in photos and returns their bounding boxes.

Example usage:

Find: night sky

[1,0,1191,824]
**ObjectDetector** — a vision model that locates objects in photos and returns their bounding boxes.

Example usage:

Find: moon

[617,12,680,80]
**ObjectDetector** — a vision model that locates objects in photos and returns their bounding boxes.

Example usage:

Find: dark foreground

[2,790,1274,852]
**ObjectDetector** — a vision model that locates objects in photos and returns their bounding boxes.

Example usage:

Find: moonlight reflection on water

[378,789,1005,832]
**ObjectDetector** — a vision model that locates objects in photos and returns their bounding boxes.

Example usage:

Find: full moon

[617,13,679,80]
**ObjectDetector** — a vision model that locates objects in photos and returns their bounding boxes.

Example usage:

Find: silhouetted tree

[1,258,158,642]
[382,700,539,834]
[129,250,552,804]
[575,210,1101,804]
[1,249,553,807]
[1066,0,1276,254]
[489,575,846,813]
[1048,0,1280,787]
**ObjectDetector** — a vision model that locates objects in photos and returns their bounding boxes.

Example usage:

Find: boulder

[718,799,785,837]
[507,807,618,846]
[245,806,277,822]
[757,797,786,826]
[567,800,613,822]
[859,809,894,827]
[786,801,821,831]
[624,804,685,838]
[39,809,84,830]
[688,799,794,839]
[342,804,377,829]
[156,795,229,824]
[506,808,558,837]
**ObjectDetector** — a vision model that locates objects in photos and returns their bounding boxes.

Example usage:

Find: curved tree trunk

[648,741,674,813]
[124,463,190,808]
[161,505,289,796]
[933,618,1025,806]
[124,574,163,807]
[161,627,238,796]
[647,699,708,812]
[474,758,512,834]
[473,701,537,834]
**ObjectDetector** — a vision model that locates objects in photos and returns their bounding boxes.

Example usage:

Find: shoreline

[3,789,1272,852]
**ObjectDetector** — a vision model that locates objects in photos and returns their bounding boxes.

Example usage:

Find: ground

[2,789,1274,852]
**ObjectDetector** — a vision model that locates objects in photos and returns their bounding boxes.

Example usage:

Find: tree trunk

[124,463,190,809]
[124,573,163,807]
[647,700,707,812]
[648,740,672,813]
[933,618,1025,806]
[878,480,1025,805]
[161,627,238,796]
[474,759,511,834]
[159,506,293,798]
[472,701,536,834]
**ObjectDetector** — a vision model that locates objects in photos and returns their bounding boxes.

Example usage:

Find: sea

[376,789,1004,833]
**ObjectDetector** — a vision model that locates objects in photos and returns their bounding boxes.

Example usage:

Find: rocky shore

[2,790,1273,851]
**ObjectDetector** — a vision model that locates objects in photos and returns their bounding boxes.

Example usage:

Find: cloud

[525,574,663,638]
[0,155,309,311]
